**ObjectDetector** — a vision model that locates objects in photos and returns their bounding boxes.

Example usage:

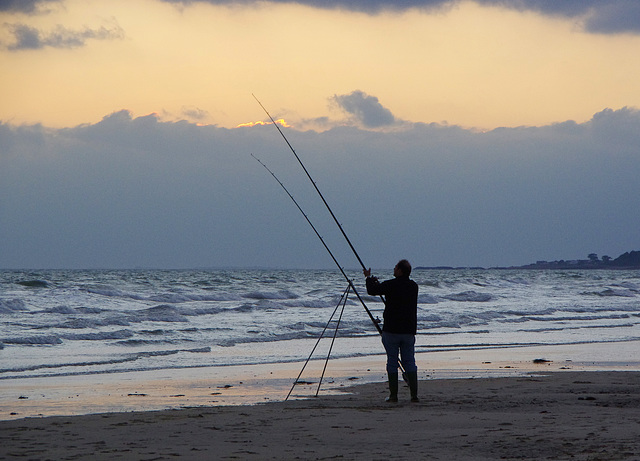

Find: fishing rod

[252,94,370,273]
[253,153,407,379]
[252,154,382,335]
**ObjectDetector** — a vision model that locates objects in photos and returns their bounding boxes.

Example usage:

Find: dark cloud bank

[1,106,639,269]
[160,0,640,34]
[4,0,640,35]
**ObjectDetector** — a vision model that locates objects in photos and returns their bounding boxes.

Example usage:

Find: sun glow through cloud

[236,119,291,128]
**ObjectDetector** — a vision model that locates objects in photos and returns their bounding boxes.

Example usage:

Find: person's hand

[363,268,372,278]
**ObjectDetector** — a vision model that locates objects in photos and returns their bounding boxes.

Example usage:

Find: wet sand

[2,341,640,420]
[2,342,640,459]
[1,371,640,460]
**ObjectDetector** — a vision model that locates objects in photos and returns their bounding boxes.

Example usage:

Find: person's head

[394,259,412,277]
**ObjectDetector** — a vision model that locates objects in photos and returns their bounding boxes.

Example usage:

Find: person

[364,259,419,402]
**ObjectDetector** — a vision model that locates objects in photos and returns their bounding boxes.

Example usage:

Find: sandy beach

[1,371,639,460]
[2,343,640,460]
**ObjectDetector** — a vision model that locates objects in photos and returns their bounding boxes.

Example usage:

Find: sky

[1,0,639,270]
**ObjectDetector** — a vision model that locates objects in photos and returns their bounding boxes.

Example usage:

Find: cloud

[581,0,640,34]
[4,22,125,51]
[331,90,396,128]
[159,0,451,14]
[181,106,210,122]
[481,0,594,18]
[483,0,640,34]
[0,0,61,14]
[1,105,639,269]
[158,0,640,34]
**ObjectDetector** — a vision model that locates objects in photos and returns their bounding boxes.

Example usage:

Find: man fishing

[254,98,420,401]
[364,259,419,403]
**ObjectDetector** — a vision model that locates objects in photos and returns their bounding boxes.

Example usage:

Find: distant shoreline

[417,249,640,271]
[416,264,640,270]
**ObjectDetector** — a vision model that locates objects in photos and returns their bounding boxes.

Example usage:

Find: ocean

[1,268,639,383]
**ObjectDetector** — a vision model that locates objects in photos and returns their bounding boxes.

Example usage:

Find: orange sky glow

[1,0,639,131]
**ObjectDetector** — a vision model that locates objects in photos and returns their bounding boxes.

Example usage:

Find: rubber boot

[407,371,419,402]
[386,372,398,402]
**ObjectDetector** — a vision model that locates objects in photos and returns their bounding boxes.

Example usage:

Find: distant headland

[416,250,640,270]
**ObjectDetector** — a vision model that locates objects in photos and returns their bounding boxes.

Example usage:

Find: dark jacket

[366,275,418,335]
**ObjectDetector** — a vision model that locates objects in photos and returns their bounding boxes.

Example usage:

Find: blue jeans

[382,331,417,373]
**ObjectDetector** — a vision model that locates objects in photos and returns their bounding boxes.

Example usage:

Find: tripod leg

[285,285,350,401]
[316,284,349,397]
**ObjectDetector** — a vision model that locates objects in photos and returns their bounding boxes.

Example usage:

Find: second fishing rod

[253,94,373,277]
[252,154,382,334]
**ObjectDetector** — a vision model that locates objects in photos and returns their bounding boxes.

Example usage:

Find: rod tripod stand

[284,282,407,401]
[285,284,352,401]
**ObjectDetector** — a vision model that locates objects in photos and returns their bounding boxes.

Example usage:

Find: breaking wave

[2,268,639,380]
